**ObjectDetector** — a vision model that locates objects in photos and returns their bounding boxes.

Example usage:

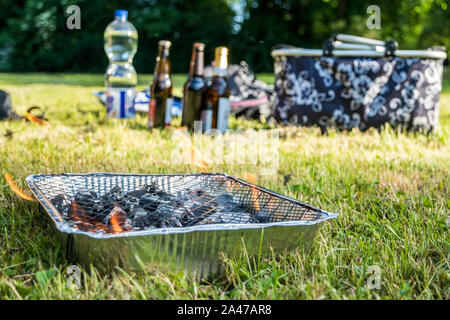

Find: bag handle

[332,41,382,51]
[332,33,385,47]
[328,34,398,57]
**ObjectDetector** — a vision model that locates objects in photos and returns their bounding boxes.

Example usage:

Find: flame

[242,172,260,211]
[69,201,131,234]
[109,204,131,234]
[110,214,123,233]
[4,173,36,202]
[23,112,48,126]
[69,201,109,233]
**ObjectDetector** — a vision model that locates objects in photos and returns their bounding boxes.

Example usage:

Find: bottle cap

[193,42,205,51]
[215,47,228,70]
[115,10,128,19]
[159,40,172,48]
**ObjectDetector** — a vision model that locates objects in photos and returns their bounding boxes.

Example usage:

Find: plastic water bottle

[104,10,138,118]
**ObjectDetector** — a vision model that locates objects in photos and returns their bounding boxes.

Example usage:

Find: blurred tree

[133,0,234,75]
[0,0,448,73]
[231,0,450,72]
[2,0,234,73]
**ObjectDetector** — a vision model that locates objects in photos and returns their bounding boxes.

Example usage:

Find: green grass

[0,73,449,299]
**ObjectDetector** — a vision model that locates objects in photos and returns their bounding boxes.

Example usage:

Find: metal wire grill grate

[29,173,322,234]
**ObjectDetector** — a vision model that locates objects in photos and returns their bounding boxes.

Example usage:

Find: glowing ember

[52,182,268,234]
[109,204,131,233]
[69,201,110,233]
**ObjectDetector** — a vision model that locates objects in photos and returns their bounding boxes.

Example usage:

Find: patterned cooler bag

[271,34,447,132]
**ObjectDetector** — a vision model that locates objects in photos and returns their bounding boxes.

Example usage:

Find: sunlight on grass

[0,73,448,299]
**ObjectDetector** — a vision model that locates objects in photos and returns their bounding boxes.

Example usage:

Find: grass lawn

[0,73,449,299]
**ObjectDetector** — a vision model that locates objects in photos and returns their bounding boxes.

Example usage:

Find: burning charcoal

[111,193,123,202]
[75,190,97,205]
[124,188,148,199]
[119,196,139,214]
[129,183,165,196]
[139,194,160,212]
[253,212,270,223]
[110,185,122,194]
[150,203,185,228]
[90,199,111,221]
[102,203,120,225]
[171,197,184,208]
[62,182,255,233]
[131,208,147,220]
[177,208,195,225]
[194,190,205,196]
[74,190,100,215]
[129,196,139,204]
[100,185,121,201]
[51,194,69,216]
[131,208,161,228]
[190,202,214,217]
[106,204,132,233]
[68,200,110,233]
[153,189,170,199]
[165,216,183,228]
[143,183,157,193]
[179,203,215,226]
[156,204,175,217]
[75,190,97,202]
[215,216,225,224]
[214,194,235,207]
[197,214,226,225]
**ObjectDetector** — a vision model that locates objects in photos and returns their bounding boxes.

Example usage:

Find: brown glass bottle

[201,47,230,133]
[148,40,173,129]
[181,43,206,130]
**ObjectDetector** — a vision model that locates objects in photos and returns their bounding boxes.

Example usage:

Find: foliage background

[0,0,449,73]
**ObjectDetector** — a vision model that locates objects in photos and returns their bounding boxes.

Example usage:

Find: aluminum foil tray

[26,173,338,278]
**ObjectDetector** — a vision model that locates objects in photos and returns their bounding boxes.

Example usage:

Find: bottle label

[148,98,156,128]
[217,97,230,133]
[106,88,136,118]
[165,98,173,125]
[202,109,213,132]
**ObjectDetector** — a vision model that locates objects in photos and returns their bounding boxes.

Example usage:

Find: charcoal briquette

[124,189,148,199]
[254,213,270,223]
[131,208,147,220]
[51,194,69,213]
[214,194,234,206]
[166,216,183,228]
[63,181,262,233]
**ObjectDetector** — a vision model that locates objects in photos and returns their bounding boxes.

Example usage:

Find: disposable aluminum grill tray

[27,172,338,278]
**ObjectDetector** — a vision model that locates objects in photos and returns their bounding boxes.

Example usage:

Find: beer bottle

[201,47,230,133]
[181,42,206,129]
[148,40,173,129]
